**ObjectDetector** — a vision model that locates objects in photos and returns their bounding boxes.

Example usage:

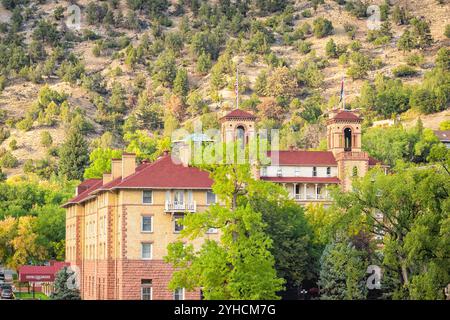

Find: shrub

[406,53,425,67]
[0,150,18,168]
[40,131,53,148]
[392,65,418,77]
[16,116,33,131]
[445,25,450,38]
[312,18,333,38]
[301,10,312,18]
[9,139,17,150]
[297,40,312,54]
[0,127,10,143]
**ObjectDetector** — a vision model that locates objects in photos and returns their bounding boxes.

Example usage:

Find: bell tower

[219,109,257,148]
[327,109,369,191]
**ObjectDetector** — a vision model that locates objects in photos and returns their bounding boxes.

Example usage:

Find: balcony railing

[164,201,196,212]
[294,194,331,201]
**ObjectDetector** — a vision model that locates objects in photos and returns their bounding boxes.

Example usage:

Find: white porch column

[315,183,318,200]
[303,183,307,200]
[293,183,297,199]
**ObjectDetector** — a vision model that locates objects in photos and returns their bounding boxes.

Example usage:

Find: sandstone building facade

[64,108,384,300]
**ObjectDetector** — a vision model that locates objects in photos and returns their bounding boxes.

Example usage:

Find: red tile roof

[220,109,257,121]
[113,155,213,189]
[268,150,337,166]
[63,179,103,207]
[331,110,361,121]
[261,177,340,184]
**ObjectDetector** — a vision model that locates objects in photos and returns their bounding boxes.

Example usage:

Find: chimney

[103,173,112,185]
[122,153,136,179]
[111,158,122,179]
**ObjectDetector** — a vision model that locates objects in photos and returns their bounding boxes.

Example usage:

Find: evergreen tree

[51,267,81,300]
[318,236,368,300]
[58,129,89,180]
[173,68,189,97]
[326,38,338,58]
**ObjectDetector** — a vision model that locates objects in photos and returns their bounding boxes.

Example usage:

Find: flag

[339,77,344,103]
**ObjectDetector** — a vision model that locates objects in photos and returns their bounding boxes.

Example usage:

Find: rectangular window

[261,167,267,176]
[295,169,301,177]
[174,190,184,204]
[143,190,153,204]
[173,216,184,233]
[326,167,331,177]
[141,216,153,233]
[174,288,185,300]
[277,168,282,177]
[312,167,317,177]
[141,279,152,300]
[141,243,152,260]
[206,191,216,205]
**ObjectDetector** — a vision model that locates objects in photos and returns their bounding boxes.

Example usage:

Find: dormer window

[312,167,317,177]
[277,168,282,177]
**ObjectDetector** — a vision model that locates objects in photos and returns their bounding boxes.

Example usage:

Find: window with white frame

[206,191,216,205]
[312,167,317,177]
[295,168,301,177]
[143,190,153,204]
[173,288,185,300]
[141,279,152,300]
[141,216,153,232]
[173,216,184,233]
[141,243,152,259]
[277,168,282,177]
[261,167,267,176]
[326,167,331,177]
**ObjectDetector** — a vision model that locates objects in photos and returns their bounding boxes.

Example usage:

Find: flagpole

[236,66,239,109]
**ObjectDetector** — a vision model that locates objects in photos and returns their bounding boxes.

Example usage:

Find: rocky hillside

[0,0,449,177]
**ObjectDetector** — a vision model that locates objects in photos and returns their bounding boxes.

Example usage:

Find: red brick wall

[119,259,200,300]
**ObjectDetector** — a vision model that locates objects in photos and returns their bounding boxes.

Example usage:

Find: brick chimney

[102,173,112,185]
[111,158,122,179]
[122,153,136,179]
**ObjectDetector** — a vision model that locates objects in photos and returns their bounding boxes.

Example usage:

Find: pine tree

[58,129,89,180]
[397,29,414,52]
[51,267,81,300]
[326,38,338,58]
[173,68,189,97]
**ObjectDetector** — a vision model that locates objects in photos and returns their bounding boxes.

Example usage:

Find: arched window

[236,126,245,149]
[344,128,352,151]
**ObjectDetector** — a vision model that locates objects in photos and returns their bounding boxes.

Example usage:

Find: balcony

[164,201,197,213]
[294,193,331,201]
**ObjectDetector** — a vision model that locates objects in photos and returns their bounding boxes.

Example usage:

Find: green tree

[51,267,81,300]
[165,163,285,299]
[84,148,123,179]
[58,129,89,180]
[318,235,369,300]
[312,18,333,38]
[173,68,189,97]
[196,52,212,74]
[332,166,450,299]
[40,131,53,148]
[249,183,319,296]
